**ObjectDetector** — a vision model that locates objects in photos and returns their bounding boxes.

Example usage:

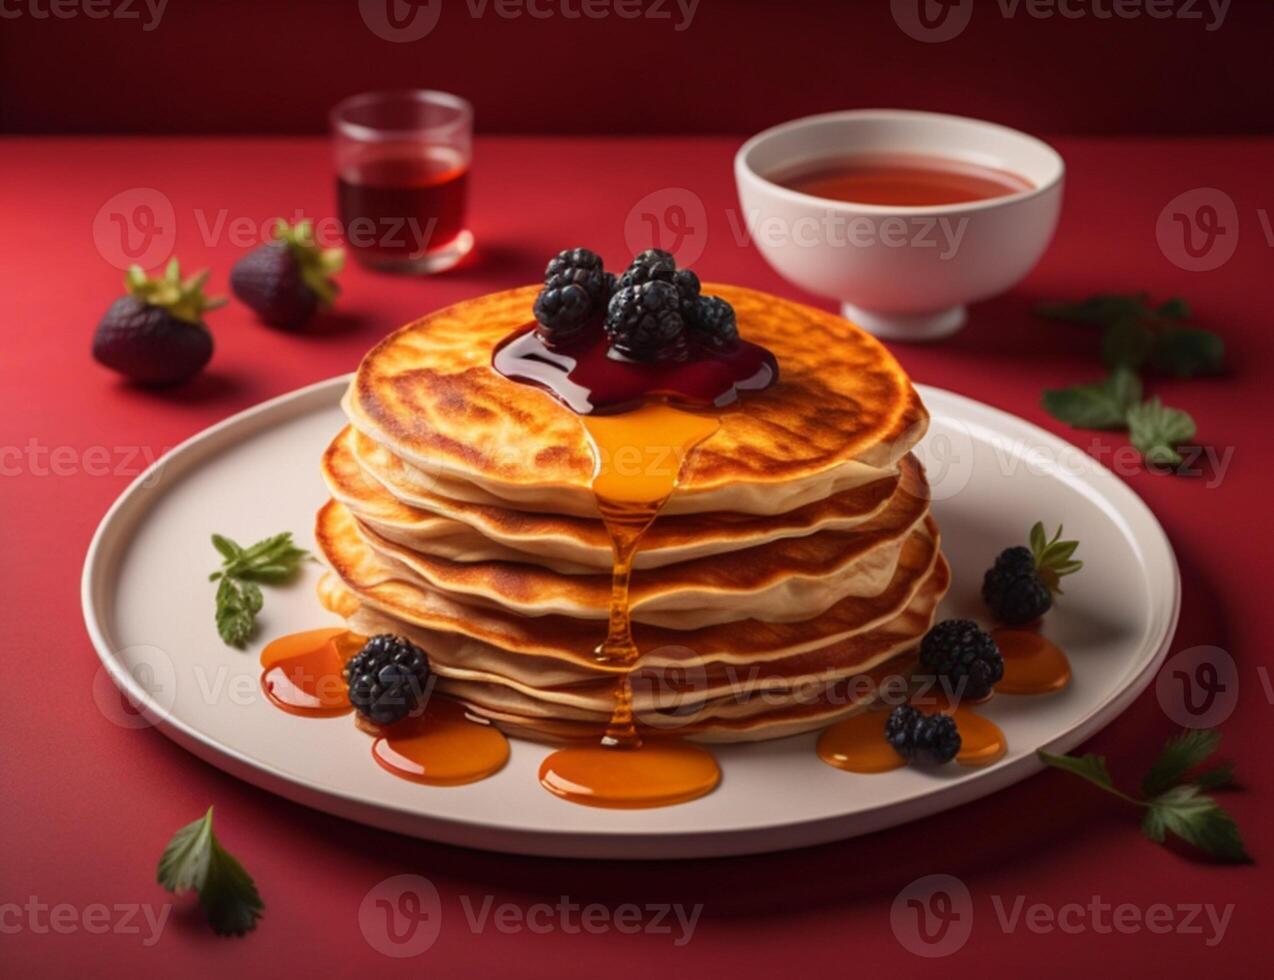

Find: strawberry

[92,259,224,385]
[230,219,344,329]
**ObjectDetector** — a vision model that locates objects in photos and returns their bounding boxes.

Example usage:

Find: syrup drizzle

[260,628,361,717]
[538,403,723,807]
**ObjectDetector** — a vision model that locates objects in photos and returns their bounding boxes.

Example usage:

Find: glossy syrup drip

[492,324,778,415]
[371,698,510,786]
[261,628,511,785]
[538,403,724,807]
[992,628,1072,694]
[259,628,364,717]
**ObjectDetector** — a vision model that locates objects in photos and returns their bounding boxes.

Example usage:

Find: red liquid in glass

[337,150,468,264]
[772,153,1033,207]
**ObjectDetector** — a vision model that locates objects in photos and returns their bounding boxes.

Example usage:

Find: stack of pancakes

[316,284,948,742]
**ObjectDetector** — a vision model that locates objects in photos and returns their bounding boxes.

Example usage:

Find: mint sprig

[1037,292,1222,473]
[210,531,309,647]
[1039,729,1250,863]
[1126,397,1197,468]
[1042,366,1142,430]
[1035,292,1223,377]
[157,807,264,936]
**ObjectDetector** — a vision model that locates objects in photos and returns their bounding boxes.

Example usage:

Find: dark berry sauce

[492,323,779,415]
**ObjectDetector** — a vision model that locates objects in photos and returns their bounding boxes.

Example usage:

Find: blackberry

[982,567,1053,625]
[918,619,1003,702]
[534,247,611,346]
[615,248,677,290]
[982,524,1083,625]
[689,295,739,351]
[343,634,431,726]
[885,705,961,765]
[604,280,688,361]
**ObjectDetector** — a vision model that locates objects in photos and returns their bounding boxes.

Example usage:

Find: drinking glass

[331,90,474,273]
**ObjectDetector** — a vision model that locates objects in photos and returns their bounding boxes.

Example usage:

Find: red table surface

[1,136,1270,977]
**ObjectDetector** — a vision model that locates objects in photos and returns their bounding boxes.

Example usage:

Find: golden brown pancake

[337,455,929,627]
[325,425,904,570]
[343,284,928,516]
[317,499,943,668]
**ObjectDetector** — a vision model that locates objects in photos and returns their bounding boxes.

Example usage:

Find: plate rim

[81,377,1180,859]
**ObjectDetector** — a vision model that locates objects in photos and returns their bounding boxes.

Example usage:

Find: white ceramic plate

[82,377,1179,859]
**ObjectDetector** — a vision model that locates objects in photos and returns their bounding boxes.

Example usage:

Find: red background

[3,2,1272,978]
[2,0,1272,136]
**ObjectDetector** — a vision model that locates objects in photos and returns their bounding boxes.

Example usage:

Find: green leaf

[1035,293,1153,328]
[1141,729,1221,798]
[1028,523,1083,594]
[157,807,214,894]
[1148,327,1225,378]
[1142,784,1251,863]
[211,534,243,561]
[1195,761,1236,791]
[211,531,310,647]
[1154,297,1191,320]
[1101,318,1156,371]
[1038,750,1130,800]
[157,808,264,935]
[1127,397,1197,467]
[215,577,261,648]
[1042,367,1143,429]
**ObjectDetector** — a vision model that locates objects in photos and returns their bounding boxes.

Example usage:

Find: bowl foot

[840,303,966,342]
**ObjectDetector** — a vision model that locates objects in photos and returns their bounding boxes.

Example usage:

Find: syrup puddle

[372,698,510,786]
[817,630,1073,775]
[261,629,510,785]
[992,628,1072,694]
[260,628,361,717]
[538,403,723,808]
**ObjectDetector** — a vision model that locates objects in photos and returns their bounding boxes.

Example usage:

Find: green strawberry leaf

[1141,729,1221,798]
[1142,784,1251,863]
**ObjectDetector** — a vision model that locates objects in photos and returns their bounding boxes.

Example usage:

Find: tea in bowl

[734,110,1064,341]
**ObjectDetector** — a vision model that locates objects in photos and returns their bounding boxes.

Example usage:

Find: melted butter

[539,403,723,808]
[993,628,1072,694]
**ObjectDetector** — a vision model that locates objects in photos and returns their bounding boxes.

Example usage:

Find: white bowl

[735,109,1064,341]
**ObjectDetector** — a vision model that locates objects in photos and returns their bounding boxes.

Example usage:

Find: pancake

[326,425,904,571]
[316,499,944,668]
[337,454,929,627]
[344,284,928,516]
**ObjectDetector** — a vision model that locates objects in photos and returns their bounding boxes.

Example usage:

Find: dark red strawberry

[231,219,343,329]
[92,259,224,386]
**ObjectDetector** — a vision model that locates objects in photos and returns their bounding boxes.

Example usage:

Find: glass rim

[330,89,473,143]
